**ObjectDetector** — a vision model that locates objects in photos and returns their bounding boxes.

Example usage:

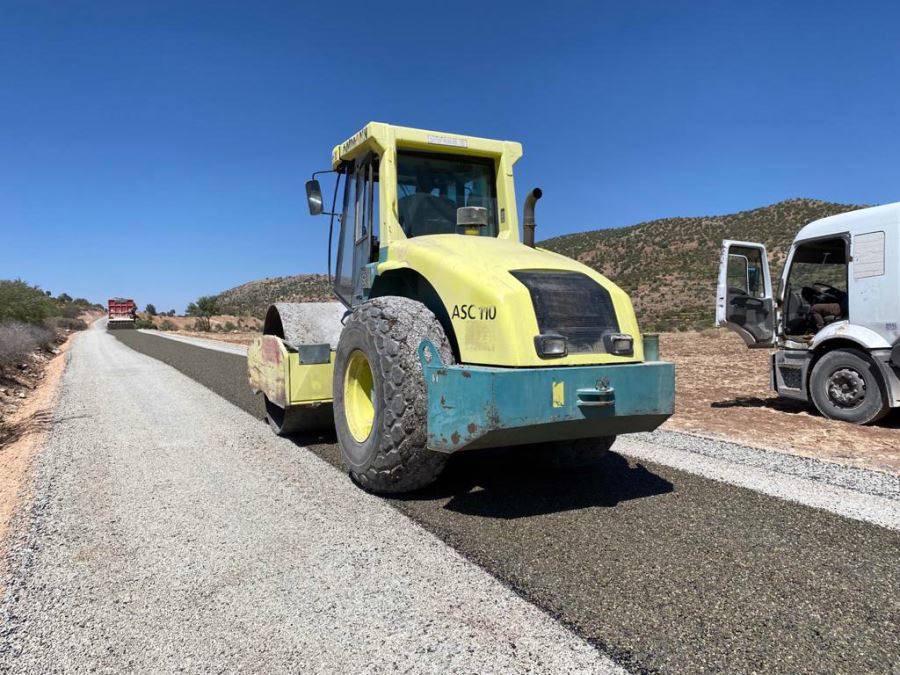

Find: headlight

[534,333,567,358]
[603,333,634,356]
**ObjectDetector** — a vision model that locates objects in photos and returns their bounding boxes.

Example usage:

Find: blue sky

[2,1,898,312]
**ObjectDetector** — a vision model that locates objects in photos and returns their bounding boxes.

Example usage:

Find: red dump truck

[107,298,137,329]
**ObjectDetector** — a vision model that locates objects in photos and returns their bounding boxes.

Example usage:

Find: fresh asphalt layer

[108,329,900,674]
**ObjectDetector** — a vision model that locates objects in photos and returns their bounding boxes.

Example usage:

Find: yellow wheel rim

[344,350,375,443]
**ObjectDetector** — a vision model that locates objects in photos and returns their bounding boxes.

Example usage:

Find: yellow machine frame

[334,122,643,368]
[251,122,653,410]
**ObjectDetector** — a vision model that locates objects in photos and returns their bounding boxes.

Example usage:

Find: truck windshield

[396,151,497,238]
[782,237,848,336]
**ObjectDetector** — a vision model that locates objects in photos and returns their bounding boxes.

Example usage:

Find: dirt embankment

[0,333,73,577]
[661,331,900,474]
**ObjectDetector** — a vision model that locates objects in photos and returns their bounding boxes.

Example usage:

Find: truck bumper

[418,341,675,453]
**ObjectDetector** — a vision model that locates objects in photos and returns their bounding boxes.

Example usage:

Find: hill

[214,274,332,318]
[213,198,865,330]
[540,198,865,331]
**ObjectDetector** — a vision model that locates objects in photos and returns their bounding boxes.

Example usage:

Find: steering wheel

[732,295,765,310]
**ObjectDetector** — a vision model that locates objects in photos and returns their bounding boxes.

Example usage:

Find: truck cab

[716,202,900,423]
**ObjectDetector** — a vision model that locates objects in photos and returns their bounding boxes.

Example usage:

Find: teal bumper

[418,341,676,453]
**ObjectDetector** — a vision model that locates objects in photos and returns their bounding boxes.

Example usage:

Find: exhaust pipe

[523,187,543,248]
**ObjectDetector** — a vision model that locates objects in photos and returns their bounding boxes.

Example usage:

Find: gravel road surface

[106,329,900,674]
[0,325,622,673]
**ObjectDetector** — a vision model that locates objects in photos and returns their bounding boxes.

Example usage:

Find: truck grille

[511,270,620,354]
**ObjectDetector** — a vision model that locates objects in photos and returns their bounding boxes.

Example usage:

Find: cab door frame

[334,153,377,308]
[715,240,776,347]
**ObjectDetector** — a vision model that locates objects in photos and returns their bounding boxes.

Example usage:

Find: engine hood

[376,235,643,367]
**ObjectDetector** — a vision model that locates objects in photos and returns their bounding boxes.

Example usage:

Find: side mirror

[305,179,324,216]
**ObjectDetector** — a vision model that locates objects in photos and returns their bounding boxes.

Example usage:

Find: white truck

[716,202,900,424]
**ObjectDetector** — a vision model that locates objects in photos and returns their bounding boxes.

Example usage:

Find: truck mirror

[305,180,324,216]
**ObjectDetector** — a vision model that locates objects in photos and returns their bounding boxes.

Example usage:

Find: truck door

[716,240,776,347]
[334,154,376,307]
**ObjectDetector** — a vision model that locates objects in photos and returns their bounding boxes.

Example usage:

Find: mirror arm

[309,169,341,216]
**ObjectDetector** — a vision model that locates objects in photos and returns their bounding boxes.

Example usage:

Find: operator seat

[398,169,456,237]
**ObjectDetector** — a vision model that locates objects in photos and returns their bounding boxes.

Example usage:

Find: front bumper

[418,341,675,452]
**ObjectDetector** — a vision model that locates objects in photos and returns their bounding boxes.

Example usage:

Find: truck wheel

[809,349,890,424]
[539,436,617,468]
[333,296,454,493]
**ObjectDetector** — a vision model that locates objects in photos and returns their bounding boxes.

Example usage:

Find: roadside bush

[48,317,87,331]
[0,321,54,366]
[158,319,177,331]
[223,321,236,332]
[0,280,54,324]
[58,303,82,319]
[135,319,156,329]
[190,320,210,332]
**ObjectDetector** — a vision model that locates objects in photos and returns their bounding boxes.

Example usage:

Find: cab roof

[796,202,900,241]
[331,122,523,169]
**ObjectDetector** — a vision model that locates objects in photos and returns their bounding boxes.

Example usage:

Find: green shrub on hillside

[0,280,55,324]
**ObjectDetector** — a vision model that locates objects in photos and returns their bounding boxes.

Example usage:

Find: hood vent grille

[511,270,620,354]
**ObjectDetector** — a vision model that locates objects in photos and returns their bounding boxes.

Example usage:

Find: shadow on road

[400,449,674,519]
[711,395,810,414]
[711,395,900,427]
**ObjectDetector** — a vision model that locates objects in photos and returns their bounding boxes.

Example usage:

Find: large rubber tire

[536,436,617,468]
[809,349,890,425]
[333,297,455,493]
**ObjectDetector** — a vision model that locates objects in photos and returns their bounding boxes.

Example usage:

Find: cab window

[782,237,848,336]
[396,151,497,238]
[726,246,766,298]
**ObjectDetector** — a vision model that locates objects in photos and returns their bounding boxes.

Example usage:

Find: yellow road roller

[248,122,675,493]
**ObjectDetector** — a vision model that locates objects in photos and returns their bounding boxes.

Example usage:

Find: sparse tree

[145,303,157,316]
[57,292,73,303]
[186,295,218,331]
